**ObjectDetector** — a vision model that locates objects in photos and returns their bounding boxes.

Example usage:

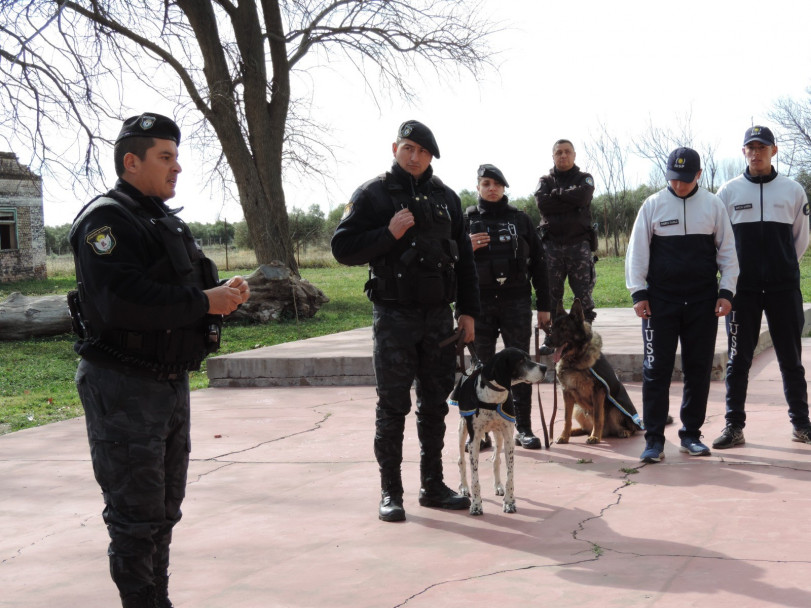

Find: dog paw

[503,502,517,514]
[458,486,470,497]
[556,436,569,444]
[617,430,632,438]
[586,436,600,444]
[470,505,484,516]
[494,484,505,497]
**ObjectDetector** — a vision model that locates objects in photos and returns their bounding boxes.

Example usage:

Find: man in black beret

[332,120,480,522]
[69,112,249,607]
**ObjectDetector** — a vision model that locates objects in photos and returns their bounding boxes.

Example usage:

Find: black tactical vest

[467,205,530,290]
[365,174,459,306]
[68,191,222,373]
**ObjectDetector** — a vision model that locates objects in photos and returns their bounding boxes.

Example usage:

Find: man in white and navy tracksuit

[626,147,739,463]
[713,125,811,449]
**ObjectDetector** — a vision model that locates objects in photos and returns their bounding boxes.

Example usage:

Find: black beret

[115,113,181,145]
[397,120,440,159]
[477,164,509,188]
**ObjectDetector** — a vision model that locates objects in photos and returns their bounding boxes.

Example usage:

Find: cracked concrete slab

[2,338,811,607]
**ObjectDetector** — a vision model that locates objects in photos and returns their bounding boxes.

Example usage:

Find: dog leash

[534,325,550,449]
[439,328,481,374]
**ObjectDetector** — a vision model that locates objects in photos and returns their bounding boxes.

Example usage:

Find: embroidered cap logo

[139,115,156,130]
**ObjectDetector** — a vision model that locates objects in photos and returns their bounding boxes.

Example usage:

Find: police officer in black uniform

[69,113,250,608]
[534,139,597,330]
[331,120,480,522]
[467,164,551,449]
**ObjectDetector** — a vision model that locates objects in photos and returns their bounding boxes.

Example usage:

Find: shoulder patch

[341,202,354,220]
[804,202,810,216]
[85,226,117,255]
[584,176,595,187]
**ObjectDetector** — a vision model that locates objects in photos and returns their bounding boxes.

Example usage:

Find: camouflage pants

[76,360,190,598]
[544,240,596,321]
[372,304,456,493]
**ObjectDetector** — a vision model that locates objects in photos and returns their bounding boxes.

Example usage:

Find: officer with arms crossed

[69,113,249,607]
[534,139,597,355]
[332,120,480,522]
[467,164,551,449]
[713,125,811,449]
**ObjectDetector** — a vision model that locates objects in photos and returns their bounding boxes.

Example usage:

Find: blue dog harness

[448,368,516,423]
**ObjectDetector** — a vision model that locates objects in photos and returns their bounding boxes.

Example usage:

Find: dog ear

[571,299,585,323]
[555,299,566,318]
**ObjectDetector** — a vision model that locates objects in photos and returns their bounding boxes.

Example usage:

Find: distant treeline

[46,172,811,259]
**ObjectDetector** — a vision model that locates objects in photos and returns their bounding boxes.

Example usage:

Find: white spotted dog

[450,347,547,516]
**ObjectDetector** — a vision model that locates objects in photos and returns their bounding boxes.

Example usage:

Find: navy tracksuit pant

[725,288,809,429]
[641,297,718,444]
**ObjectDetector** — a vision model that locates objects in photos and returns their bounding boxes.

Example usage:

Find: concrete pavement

[2,313,811,607]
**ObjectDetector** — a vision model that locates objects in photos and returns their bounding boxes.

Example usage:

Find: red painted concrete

[1,334,810,607]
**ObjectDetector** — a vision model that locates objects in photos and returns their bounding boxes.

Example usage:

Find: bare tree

[0,0,494,272]
[584,121,630,256]
[633,110,722,191]
[633,111,696,181]
[769,91,811,176]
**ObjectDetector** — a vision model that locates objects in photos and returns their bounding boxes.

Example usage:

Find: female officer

[467,164,551,449]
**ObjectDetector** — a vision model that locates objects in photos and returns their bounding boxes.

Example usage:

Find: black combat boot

[379,476,405,522]
[121,586,155,608]
[419,465,469,510]
[153,574,174,608]
[514,400,541,449]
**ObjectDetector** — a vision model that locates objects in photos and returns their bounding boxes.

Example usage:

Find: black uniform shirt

[470,197,551,312]
[332,162,480,318]
[534,164,595,243]
[70,179,210,333]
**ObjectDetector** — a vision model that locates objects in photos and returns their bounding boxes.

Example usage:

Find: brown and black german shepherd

[548,299,642,444]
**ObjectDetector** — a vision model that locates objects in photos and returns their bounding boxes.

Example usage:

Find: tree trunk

[0,293,72,340]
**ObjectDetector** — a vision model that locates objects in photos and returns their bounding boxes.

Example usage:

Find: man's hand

[388,208,415,240]
[633,300,652,319]
[715,298,732,317]
[458,314,475,343]
[225,275,251,304]
[205,282,245,315]
[537,310,551,331]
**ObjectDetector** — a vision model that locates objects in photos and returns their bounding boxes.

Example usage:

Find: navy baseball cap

[116,113,181,144]
[477,164,509,187]
[665,147,701,182]
[397,120,440,158]
[743,125,775,146]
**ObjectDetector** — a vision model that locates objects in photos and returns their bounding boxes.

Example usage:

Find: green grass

[3,249,811,434]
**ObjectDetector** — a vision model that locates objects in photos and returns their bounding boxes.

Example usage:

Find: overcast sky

[34,0,811,226]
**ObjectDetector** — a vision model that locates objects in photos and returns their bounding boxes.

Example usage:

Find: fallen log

[0,292,72,340]
[0,262,329,340]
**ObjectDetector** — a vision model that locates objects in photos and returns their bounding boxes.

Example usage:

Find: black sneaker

[418,483,471,510]
[792,426,811,444]
[712,425,745,449]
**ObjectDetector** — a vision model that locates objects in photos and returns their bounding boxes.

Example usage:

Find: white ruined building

[0,152,46,282]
